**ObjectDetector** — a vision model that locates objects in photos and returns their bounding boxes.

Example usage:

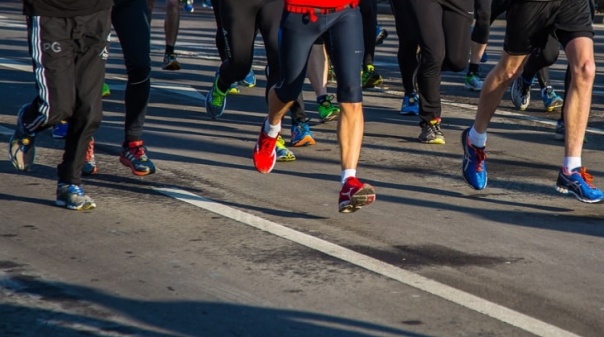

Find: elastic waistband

[285,3,357,22]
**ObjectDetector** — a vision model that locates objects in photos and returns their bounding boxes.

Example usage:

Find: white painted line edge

[154,186,583,337]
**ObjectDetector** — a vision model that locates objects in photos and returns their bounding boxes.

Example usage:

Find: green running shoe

[102,82,110,98]
[317,95,340,123]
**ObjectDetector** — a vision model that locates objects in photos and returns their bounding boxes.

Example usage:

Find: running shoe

[541,86,563,112]
[52,120,69,139]
[56,183,96,210]
[327,64,337,84]
[276,135,296,162]
[400,92,419,116]
[338,177,376,213]
[205,72,227,119]
[460,128,487,190]
[253,125,277,174]
[9,104,36,171]
[510,76,530,111]
[102,82,111,98]
[480,51,488,63]
[317,95,340,123]
[183,0,194,12]
[556,167,603,203]
[291,119,315,147]
[464,73,483,91]
[200,0,212,8]
[82,138,98,175]
[239,69,256,88]
[554,119,565,141]
[362,64,383,89]
[418,118,445,144]
[227,82,240,94]
[162,53,181,70]
[119,140,156,176]
[375,24,388,45]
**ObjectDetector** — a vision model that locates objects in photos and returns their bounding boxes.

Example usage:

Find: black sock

[467,63,479,76]
[165,45,175,55]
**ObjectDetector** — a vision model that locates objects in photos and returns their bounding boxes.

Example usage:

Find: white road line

[154,186,583,337]
[0,125,12,136]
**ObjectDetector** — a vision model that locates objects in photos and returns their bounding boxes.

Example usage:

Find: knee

[127,64,151,84]
[572,59,596,84]
[445,55,469,72]
[419,50,445,75]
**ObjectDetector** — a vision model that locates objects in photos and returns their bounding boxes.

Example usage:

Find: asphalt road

[1,2,603,337]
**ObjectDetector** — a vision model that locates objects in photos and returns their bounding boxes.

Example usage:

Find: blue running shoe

[541,86,563,112]
[461,128,487,190]
[9,104,36,171]
[52,120,68,139]
[239,69,256,88]
[205,72,227,119]
[400,92,419,116]
[375,24,388,45]
[480,51,488,63]
[290,119,315,147]
[556,167,603,203]
[56,183,96,210]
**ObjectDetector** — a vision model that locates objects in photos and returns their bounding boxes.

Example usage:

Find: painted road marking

[154,186,581,337]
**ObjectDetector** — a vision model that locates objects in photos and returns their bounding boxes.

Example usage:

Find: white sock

[341,169,356,185]
[563,157,581,173]
[263,119,281,138]
[468,126,487,148]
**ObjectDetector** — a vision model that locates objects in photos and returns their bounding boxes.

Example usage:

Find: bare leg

[307,44,328,97]
[473,53,528,133]
[562,37,594,157]
[164,0,180,47]
[337,102,364,170]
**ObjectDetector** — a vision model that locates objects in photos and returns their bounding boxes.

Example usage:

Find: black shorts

[504,0,593,55]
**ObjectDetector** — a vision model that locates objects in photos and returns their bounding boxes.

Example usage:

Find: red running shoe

[338,177,376,213]
[253,128,277,174]
[119,140,156,176]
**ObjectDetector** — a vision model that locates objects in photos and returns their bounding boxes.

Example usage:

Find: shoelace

[473,147,487,172]
[578,167,595,187]
[128,145,147,160]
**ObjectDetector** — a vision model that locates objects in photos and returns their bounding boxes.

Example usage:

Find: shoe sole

[419,138,446,145]
[544,101,563,112]
[163,62,181,71]
[464,84,482,92]
[339,184,376,213]
[291,136,316,147]
[320,112,340,123]
[555,185,603,203]
[276,155,296,162]
[238,81,256,88]
[119,157,154,176]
